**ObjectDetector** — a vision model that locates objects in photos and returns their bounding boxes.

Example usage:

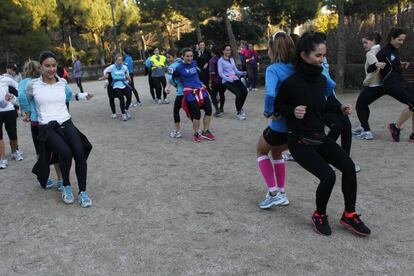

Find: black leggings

[324,113,352,155]
[288,136,356,215]
[356,83,414,131]
[152,76,167,100]
[173,95,183,123]
[246,63,258,89]
[187,98,212,120]
[113,87,132,114]
[0,110,17,140]
[75,77,84,93]
[42,120,87,191]
[223,80,248,112]
[107,86,116,114]
[210,82,226,111]
[148,73,155,100]
[129,73,141,103]
[31,124,40,155]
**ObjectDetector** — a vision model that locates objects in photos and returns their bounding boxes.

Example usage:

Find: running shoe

[157,99,162,105]
[169,130,183,138]
[355,164,361,173]
[356,131,374,140]
[201,130,216,140]
[122,114,128,121]
[0,159,8,169]
[56,179,63,191]
[259,192,289,209]
[153,99,158,104]
[78,191,92,208]
[240,108,246,117]
[62,185,74,204]
[282,153,295,161]
[193,132,201,143]
[219,107,224,113]
[339,212,371,236]
[11,150,23,161]
[132,101,139,107]
[388,123,400,142]
[311,211,331,236]
[125,110,131,119]
[45,179,54,189]
[253,88,259,92]
[352,126,364,136]
[213,110,222,117]
[162,98,170,104]
[409,133,414,143]
[236,112,246,121]
[111,114,117,119]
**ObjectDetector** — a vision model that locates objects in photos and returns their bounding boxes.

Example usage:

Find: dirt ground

[0,76,413,275]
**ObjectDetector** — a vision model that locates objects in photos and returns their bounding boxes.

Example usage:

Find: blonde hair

[268,31,295,63]
[22,60,40,78]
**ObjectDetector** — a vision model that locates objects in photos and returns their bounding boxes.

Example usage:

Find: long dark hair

[386,28,406,43]
[295,32,326,65]
[363,32,382,44]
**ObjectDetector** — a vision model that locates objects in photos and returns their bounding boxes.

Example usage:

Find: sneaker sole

[259,199,288,209]
[79,199,92,208]
[311,218,331,236]
[62,198,75,204]
[339,220,370,237]
[387,124,399,142]
[200,135,215,141]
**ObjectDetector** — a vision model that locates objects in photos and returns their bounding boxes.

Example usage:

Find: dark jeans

[75,77,84,93]
[246,63,258,89]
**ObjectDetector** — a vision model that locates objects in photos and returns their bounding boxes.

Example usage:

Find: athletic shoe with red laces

[200,130,215,140]
[193,132,201,143]
[340,212,371,237]
[311,211,331,236]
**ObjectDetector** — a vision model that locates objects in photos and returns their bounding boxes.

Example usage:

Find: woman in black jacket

[376,28,414,142]
[275,32,371,237]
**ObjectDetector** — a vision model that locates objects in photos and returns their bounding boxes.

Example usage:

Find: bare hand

[376,62,386,69]
[203,63,208,69]
[401,61,410,69]
[294,105,307,119]
[5,93,14,101]
[341,104,352,115]
[23,112,31,122]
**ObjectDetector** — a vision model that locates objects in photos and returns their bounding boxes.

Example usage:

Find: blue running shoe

[259,192,289,209]
[45,179,54,189]
[62,185,74,204]
[56,180,63,191]
[78,191,92,208]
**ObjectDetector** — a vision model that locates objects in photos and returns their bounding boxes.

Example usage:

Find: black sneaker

[219,107,224,113]
[388,123,400,142]
[311,211,331,236]
[214,110,222,117]
[409,133,414,143]
[340,212,371,237]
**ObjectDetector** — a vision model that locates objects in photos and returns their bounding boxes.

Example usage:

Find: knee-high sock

[272,159,286,192]
[258,155,277,192]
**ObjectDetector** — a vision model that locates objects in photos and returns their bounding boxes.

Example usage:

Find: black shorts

[262,127,287,146]
[0,110,17,140]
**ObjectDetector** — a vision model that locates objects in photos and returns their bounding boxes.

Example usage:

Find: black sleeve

[324,96,342,114]
[275,80,295,118]
[8,86,18,97]
[366,63,378,73]
[376,48,387,63]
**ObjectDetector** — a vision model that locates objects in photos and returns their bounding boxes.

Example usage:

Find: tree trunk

[222,8,241,66]
[194,13,203,42]
[397,0,402,26]
[93,32,105,65]
[335,0,346,93]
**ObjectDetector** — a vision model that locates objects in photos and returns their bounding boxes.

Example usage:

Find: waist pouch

[297,132,326,146]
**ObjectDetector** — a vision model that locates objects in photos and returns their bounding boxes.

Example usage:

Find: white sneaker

[122,114,128,121]
[111,114,117,119]
[11,150,23,161]
[253,88,259,92]
[356,131,374,140]
[169,130,183,138]
[0,159,8,169]
[236,112,246,121]
[240,109,246,117]
[162,98,170,104]
[125,110,131,119]
[355,164,361,173]
[157,99,162,105]
[132,102,138,107]
[352,126,364,136]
